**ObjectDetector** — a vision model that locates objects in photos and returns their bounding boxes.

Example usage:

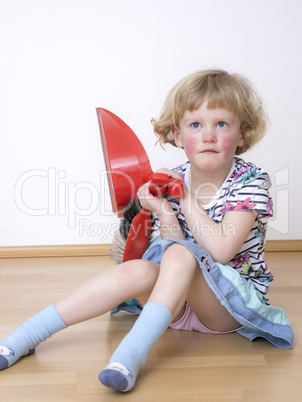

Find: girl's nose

[202,127,216,142]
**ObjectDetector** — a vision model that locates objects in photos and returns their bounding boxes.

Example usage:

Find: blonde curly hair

[151,69,267,155]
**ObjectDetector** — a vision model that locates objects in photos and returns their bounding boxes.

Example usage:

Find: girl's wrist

[156,199,174,217]
[157,204,185,240]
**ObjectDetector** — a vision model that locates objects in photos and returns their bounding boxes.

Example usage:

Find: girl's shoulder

[224,157,273,217]
[230,157,271,187]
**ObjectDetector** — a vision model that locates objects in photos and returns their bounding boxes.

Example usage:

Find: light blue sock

[99,302,172,392]
[0,304,67,370]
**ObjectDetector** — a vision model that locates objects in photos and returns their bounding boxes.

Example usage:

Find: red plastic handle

[149,173,184,199]
[123,173,184,262]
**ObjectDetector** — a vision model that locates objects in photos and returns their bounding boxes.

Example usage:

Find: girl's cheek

[184,137,199,154]
[221,136,237,155]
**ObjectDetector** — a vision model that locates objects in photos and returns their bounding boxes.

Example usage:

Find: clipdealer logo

[14,166,290,237]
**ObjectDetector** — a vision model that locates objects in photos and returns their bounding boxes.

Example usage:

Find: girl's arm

[151,168,256,264]
[180,189,256,264]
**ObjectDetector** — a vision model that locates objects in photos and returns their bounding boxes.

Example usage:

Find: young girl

[0,69,293,393]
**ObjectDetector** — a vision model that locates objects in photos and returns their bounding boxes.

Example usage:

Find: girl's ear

[172,127,183,148]
[238,129,245,147]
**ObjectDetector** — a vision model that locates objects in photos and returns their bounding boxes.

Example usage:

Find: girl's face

[172,101,245,176]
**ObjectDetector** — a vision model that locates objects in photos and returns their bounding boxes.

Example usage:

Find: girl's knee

[118,260,159,292]
[163,243,198,272]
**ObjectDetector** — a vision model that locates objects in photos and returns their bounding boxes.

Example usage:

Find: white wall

[0,0,301,246]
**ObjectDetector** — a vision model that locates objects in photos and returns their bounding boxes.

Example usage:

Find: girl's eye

[217,121,227,128]
[192,122,201,129]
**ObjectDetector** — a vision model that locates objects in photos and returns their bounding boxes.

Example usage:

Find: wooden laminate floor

[0,252,301,401]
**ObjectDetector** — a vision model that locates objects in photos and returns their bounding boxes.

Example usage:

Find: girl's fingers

[138,182,151,197]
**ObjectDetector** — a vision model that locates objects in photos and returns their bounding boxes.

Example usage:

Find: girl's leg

[0,259,160,370]
[54,259,160,325]
[186,261,240,332]
[99,243,199,392]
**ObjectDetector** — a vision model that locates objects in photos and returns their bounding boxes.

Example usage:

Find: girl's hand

[137,169,184,240]
[138,168,185,215]
[138,180,172,215]
[138,168,186,241]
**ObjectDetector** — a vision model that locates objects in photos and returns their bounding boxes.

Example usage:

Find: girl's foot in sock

[99,362,133,391]
[99,302,172,392]
[0,305,66,370]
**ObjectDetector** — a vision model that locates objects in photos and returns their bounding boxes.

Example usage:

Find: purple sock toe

[0,355,9,370]
[99,369,128,391]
